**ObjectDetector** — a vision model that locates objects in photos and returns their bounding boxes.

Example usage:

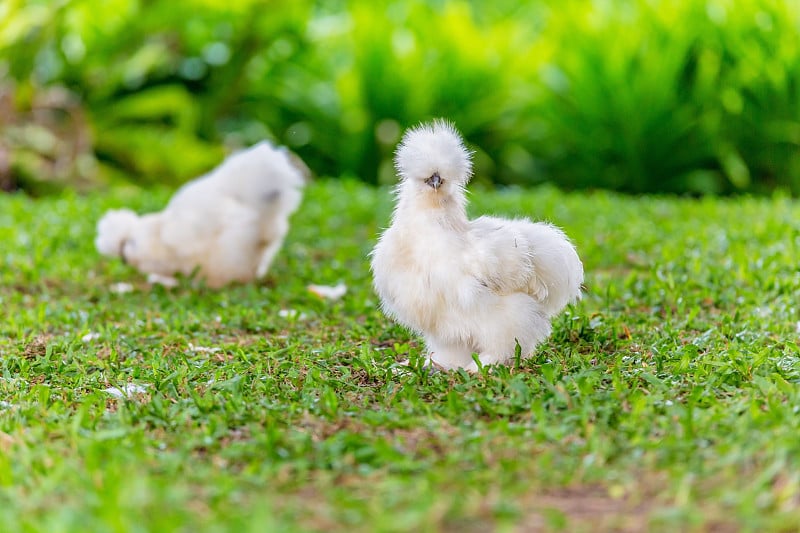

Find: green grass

[1,180,799,532]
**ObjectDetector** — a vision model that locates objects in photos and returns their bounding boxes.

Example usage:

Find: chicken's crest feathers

[394,119,472,185]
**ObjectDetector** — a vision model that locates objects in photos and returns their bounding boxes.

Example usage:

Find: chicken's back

[159,142,305,284]
[168,142,303,218]
[520,221,583,317]
[469,216,582,317]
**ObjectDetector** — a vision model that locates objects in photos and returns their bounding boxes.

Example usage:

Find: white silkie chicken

[95,141,306,288]
[370,120,584,371]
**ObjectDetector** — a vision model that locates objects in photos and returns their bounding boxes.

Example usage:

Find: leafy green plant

[1,0,799,194]
[0,0,308,187]
[523,0,800,194]
[236,1,544,184]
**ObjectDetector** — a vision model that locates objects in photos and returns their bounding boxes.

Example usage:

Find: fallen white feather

[81,332,101,343]
[188,343,221,354]
[307,282,347,300]
[0,401,13,409]
[279,309,308,320]
[147,273,179,287]
[104,383,149,398]
[109,282,134,294]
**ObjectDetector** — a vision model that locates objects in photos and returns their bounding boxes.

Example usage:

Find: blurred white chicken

[371,120,584,371]
[95,141,306,288]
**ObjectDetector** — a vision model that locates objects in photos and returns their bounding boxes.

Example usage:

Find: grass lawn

[1,180,799,532]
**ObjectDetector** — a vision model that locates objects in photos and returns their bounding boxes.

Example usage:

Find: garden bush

[524,0,800,194]
[1,0,799,194]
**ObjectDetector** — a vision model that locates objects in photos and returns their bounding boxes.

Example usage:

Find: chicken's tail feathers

[95,209,139,257]
[526,222,584,317]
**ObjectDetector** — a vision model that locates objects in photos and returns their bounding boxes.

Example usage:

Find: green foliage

[1,181,800,530]
[1,0,800,194]
[0,0,308,188]
[526,0,800,194]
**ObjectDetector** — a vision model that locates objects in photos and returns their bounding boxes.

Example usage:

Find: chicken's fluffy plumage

[371,120,583,370]
[96,141,305,288]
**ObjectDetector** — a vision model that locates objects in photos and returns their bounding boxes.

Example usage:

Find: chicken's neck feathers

[393,187,469,233]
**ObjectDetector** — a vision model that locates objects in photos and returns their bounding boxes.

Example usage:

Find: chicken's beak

[425,172,442,191]
[119,239,130,265]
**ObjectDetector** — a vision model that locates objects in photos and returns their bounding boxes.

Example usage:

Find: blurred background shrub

[1,0,798,195]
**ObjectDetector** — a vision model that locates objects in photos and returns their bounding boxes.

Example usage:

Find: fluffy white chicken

[95,141,306,288]
[371,120,584,371]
